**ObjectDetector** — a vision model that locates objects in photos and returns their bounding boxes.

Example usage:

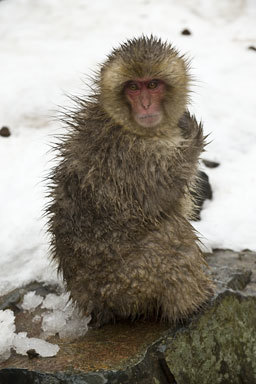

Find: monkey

[46,36,214,328]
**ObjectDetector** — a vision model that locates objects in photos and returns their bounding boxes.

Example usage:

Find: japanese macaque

[47,36,214,328]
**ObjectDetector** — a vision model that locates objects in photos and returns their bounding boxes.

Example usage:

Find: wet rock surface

[0,249,256,384]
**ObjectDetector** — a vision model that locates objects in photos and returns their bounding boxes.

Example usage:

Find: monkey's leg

[66,236,213,326]
[157,245,214,321]
[88,303,116,328]
[120,234,214,323]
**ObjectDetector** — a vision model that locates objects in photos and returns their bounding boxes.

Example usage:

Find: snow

[0,0,255,362]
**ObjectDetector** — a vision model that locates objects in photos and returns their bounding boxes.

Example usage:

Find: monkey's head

[100,36,190,137]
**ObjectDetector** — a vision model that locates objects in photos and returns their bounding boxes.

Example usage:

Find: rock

[181,29,191,36]
[0,249,256,383]
[202,159,220,168]
[0,281,61,313]
[0,126,11,137]
[207,249,256,294]
[164,291,256,384]
[26,349,40,360]
[226,269,252,290]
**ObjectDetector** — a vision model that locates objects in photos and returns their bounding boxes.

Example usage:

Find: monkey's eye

[147,80,159,89]
[127,82,139,91]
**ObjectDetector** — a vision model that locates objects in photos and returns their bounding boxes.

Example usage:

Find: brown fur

[46,36,214,327]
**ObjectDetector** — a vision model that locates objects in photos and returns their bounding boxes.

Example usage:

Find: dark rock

[248,46,256,51]
[181,29,191,36]
[0,289,23,313]
[26,349,39,360]
[0,126,11,137]
[0,281,60,313]
[0,249,256,383]
[227,270,252,290]
[202,159,220,168]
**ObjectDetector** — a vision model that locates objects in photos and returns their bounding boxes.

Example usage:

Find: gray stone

[164,291,256,384]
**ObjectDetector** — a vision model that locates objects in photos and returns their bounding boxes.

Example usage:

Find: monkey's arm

[47,168,87,275]
[178,111,205,161]
[167,112,205,185]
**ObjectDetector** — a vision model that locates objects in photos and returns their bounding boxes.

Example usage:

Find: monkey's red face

[124,79,165,128]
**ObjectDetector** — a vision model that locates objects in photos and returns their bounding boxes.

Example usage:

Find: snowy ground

[0,0,256,358]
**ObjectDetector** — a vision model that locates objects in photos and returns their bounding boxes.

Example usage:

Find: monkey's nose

[143,103,150,110]
[140,92,151,110]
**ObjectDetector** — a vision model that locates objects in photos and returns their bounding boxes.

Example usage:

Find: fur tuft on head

[99,35,190,137]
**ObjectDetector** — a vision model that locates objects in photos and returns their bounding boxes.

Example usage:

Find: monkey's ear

[101,62,120,90]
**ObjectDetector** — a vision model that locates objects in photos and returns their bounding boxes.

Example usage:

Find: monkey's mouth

[136,113,162,128]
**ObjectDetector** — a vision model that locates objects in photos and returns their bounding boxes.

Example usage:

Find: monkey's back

[47,106,213,327]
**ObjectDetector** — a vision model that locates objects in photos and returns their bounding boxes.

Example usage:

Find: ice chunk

[0,309,59,362]
[42,310,67,337]
[41,293,90,339]
[13,332,59,357]
[22,291,43,311]
[41,292,70,311]
[0,293,89,363]
[59,307,90,339]
[0,310,15,362]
